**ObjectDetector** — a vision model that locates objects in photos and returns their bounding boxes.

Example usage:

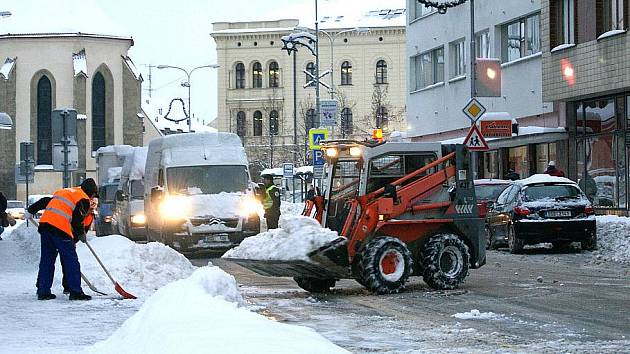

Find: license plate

[204,235,229,243]
[546,210,572,218]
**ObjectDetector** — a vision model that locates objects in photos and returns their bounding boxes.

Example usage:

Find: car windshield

[523,184,582,201]
[167,165,249,195]
[7,201,24,208]
[475,184,510,201]
[101,185,118,202]
[130,180,144,199]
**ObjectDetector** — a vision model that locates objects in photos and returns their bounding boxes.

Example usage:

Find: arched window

[92,72,107,151]
[36,75,52,165]
[253,111,263,136]
[236,111,246,137]
[268,61,279,88]
[269,110,279,135]
[305,62,315,87]
[305,108,319,130]
[252,62,262,88]
[376,60,388,84]
[341,61,352,85]
[376,106,388,129]
[235,63,245,89]
[341,108,353,137]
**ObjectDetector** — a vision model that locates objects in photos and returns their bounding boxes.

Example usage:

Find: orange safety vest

[40,187,89,239]
[83,213,94,228]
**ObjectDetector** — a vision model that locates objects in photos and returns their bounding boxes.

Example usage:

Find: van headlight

[160,197,189,220]
[239,196,263,217]
[131,214,146,225]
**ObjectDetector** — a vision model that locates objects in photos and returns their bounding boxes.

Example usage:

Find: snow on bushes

[594,216,630,265]
[223,215,339,261]
[88,267,348,354]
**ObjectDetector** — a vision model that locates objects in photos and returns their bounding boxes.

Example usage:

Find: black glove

[77,233,87,243]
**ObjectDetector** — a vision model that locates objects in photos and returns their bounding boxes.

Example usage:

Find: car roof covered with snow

[147,132,248,168]
[474,179,512,186]
[515,174,577,187]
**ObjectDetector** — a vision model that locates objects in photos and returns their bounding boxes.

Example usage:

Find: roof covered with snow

[122,56,142,81]
[0,0,131,40]
[142,99,216,136]
[72,49,87,78]
[0,57,16,80]
[440,126,567,145]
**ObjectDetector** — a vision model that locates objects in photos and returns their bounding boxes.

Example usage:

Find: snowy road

[197,247,630,353]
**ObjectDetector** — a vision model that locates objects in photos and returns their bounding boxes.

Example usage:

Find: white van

[144,132,261,253]
[114,146,148,241]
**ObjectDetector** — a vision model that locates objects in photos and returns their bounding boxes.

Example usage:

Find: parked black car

[486,174,596,253]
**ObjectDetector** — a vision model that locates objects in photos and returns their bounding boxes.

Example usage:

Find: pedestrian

[261,174,281,230]
[26,178,98,301]
[579,172,598,203]
[504,168,520,181]
[544,161,565,177]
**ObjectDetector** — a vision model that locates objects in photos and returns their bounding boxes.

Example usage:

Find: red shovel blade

[115,282,137,299]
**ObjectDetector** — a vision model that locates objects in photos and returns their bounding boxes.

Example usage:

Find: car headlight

[131,214,146,225]
[160,196,190,220]
[239,196,263,217]
[9,211,23,219]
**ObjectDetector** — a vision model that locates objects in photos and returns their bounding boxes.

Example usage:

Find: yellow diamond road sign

[463,98,486,123]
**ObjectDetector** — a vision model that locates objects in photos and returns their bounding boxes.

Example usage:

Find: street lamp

[0,112,13,130]
[157,64,220,132]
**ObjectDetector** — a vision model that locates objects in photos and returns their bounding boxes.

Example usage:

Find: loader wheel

[358,236,413,294]
[293,277,336,293]
[422,234,469,290]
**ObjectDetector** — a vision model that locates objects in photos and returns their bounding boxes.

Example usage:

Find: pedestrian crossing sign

[309,129,328,150]
[463,124,489,151]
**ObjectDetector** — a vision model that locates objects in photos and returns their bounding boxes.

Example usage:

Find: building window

[306,108,318,130]
[236,111,246,137]
[376,106,388,129]
[341,107,353,136]
[450,39,466,78]
[268,61,279,88]
[269,110,279,135]
[235,63,245,89]
[92,72,106,152]
[253,111,263,136]
[36,75,52,165]
[475,30,490,58]
[412,46,444,90]
[252,62,262,88]
[412,0,435,19]
[305,62,316,87]
[602,0,626,32]
[555,0,575,45]
[502,13,541,62]
[375,60,388,84]
[341,61,352,85]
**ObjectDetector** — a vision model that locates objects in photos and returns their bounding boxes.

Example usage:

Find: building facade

[211,9,407,170]
[406,0,568,180]
[542,0,630,213]
[0,24,145,199]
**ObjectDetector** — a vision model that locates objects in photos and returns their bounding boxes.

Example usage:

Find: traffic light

[475,58,501,97]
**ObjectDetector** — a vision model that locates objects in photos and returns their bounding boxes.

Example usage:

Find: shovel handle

[84,240,117,285]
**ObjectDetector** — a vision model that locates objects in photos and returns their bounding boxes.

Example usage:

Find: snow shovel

[28,218,108,296]
[83,240,137,299]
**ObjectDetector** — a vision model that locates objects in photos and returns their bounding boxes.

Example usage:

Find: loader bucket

[227,237,351,280]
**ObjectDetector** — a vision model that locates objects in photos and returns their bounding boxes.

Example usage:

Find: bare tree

[357,82,405,135]
[334,88,357,138]
[261,87,282,166]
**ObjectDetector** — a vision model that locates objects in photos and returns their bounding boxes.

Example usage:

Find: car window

[475,184,510,201]
[523,184,582,201]
[496,186,513,205]
[506,185,520,204]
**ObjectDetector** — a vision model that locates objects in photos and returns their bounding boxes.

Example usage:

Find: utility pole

[293,52,298,164]
[469,0,478,178]
[314,0,321,129]
[61,110,70,188]
[142,64,156,98]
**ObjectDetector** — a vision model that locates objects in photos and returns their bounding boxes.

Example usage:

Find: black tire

[422,234,470,290]
[293,277,336,293]
[357,236,413,294]
[352,253,368,287]
[581,232,597,251]
[507,224,524,254]
[485,226,496,250]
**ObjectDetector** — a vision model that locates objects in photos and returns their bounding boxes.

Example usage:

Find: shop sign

[480,120,512,138]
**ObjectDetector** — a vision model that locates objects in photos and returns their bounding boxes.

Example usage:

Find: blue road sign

[312,150,325,166]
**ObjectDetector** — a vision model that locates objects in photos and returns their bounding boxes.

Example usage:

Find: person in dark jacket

[504,169,520,181]
[261,174,281,229]
[27,178,98,301]
[544,161,565,177]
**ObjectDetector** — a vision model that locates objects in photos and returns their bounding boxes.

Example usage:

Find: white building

[406,0,567,179]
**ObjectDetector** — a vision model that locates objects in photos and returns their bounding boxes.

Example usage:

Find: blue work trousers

[37,230,82,295]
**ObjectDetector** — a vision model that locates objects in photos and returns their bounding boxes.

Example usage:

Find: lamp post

[157,64,220,132]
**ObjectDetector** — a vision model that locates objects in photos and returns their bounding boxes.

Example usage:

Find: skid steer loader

[229,141,486,294]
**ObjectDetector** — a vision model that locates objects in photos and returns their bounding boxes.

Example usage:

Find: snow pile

[452,310,504,320]
[223,215,339,261]
[595,216,630,265]
[282,201,305,216]
[88,266,348,354]
[187,192,243,219]
[2,222,40,266]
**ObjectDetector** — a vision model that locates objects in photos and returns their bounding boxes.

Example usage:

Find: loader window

[367,153,436,193]
[327,160,362,231]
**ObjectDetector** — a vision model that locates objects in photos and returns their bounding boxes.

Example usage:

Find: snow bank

[223,215,339,261]
[2,222,40,266]
[281,201,305,216]
[594,216,630,265]
[452,309,504,320]
[88,266,348,354]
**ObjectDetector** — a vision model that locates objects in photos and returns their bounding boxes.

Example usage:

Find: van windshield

[130,180,144,199]
[167,165,248,195]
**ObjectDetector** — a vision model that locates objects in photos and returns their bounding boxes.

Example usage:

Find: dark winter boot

[69,292,92,301]
[38,293,56,300]
[63,288,71,295]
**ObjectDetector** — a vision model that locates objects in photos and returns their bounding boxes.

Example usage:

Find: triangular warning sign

[463,124,489,151]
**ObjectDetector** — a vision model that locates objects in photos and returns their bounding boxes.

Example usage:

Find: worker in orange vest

[27,178,98,301]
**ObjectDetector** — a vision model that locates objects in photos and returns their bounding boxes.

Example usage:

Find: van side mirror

[151,186,163,202]
[115,190,127,202]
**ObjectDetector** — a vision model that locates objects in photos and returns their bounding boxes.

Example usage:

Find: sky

[1,0,404,125]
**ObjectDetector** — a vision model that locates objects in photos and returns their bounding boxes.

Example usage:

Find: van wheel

[357,236,413,294]
[422,234,469,290]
